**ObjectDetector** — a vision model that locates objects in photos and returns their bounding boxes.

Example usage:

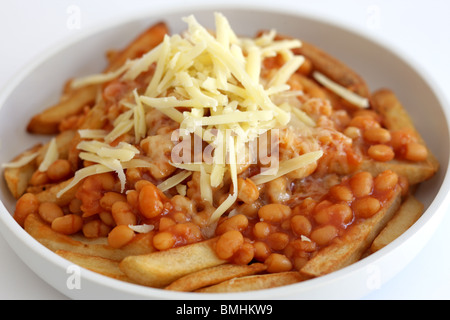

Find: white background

[0,0,449,299]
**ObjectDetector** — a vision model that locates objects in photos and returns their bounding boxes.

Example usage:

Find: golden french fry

[369,88,439,183]
[165,263,267,292]
[34,178,79,207]
[195,271,305,293]
[300,187,402,277]
[119,238,226,288]
[27,84,98,134]
[24,214,154,261]
[371,194,424,252]
[3,144,42,199]
[360,159,437,186]
[56,249,134,283]
[295,40,370,98]
[36,130,76,165]
[105,21,169,72]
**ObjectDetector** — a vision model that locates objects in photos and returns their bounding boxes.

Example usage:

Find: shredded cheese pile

[56,13,341,223]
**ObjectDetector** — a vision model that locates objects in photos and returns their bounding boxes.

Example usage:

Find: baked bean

[314,203,353,225]
[265,177,290,203]
[170,195,195,216]
[254,241,271,261]
[352,196,381,218]
[235,202,260,218]
[374,170,399,192]
[265,253,293,273]
[349,171,373,198]
[237,178,259,204]
[38,202,64,224]
[68,198,82,214]
[99,211,116,227]
[253,221,272,239]
[126,190,139,209]
[258,203,291,223]
[215,230,244,260]
[329,185,353,202]
[153,231,176,250]
[290,215,312,237]
[14,193,40,227]
[390,129,416,151]
[111,201,137,226]
[172,212,188,223]
[139,183,164,219]
[367,144,395,162]
[293,256,309,271]
[404,142,428,162]
[47,159,72,181]
[363,127,391,144]
[159,217,176,231]
[29,170,49,186]
[267,232,289,251]
[51,214,83,235]
[310,225,338,246]
[82,219,111,238]
[353,109,381,121]
[343,126,361,140]
[97,172,117,191]
[233,242,254,265]
[292,198,318,216]
[108,225,135,248]
[171,222,202,244]
[100,192,127,211]
[135,179,152,192]
[348,115,380,130]
[215,214,249,235]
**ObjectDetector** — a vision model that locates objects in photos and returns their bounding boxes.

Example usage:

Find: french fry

[295,40,370,98]
[359,159,437,186]
[33,178,79,207]
[56,250,134,283]
[26,21,168,135]
[368,88,439,184]
[105,21,169,72]
[371,194,424,252]
[300,187,402,277]
[119,238,226,288]
[24,214,155,261]
[165,263,267,292]
[27,84,98,134]
[3,144,42,199]
[195,272,305,293]
[35,130,77,165]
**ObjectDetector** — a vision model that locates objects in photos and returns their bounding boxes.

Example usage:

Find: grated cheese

[62,13,329,225]
[250,150,323,185]
[312,71,369,108]
[38,138,59,172]
[157,170,192,192]
[1,152,39,169]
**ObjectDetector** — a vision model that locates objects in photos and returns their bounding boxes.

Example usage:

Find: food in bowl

[1,12,439,293]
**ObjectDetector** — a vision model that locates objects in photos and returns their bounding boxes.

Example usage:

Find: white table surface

[0,0,449,300]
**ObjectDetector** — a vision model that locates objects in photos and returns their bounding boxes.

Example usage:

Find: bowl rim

[1,0,450,299]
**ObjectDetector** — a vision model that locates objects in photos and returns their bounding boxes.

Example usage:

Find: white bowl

[1,3,449,299]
